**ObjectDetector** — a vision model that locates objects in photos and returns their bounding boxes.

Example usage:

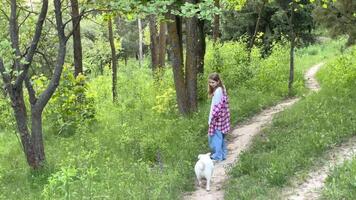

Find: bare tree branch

[17,3,39,15]
[10,0,22,72]
[0,8,10,21]
[25,75,37,105]
[18,12,32,28]
[35,0,67,111]
[35,50,52,70]
[0,58,11,93]
[14,0,49,89]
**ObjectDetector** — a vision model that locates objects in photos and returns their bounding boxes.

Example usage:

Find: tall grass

[225,42,355,200]
[0,39,346,199]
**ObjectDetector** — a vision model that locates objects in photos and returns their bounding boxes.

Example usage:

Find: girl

[208,73,231,161]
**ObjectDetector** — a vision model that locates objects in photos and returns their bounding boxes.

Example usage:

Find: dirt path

[282,137,356,200]
[183,63,325,200]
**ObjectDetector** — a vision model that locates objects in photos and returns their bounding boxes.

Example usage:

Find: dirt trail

[183,63,325,200]
[282,137,356,200]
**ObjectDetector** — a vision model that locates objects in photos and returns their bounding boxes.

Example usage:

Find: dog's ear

[206,152,211,157]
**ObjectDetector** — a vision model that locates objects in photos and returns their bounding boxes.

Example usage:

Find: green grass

[225,43,355,200]
[0,39,348,199]
[322,157,356,200]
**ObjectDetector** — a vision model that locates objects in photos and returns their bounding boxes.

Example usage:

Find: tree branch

[18,10,32,29]
[14,0,48,89]
[25,75,37,105]
[0,58,11,95]
[36,0,67,111]
[10,0,22,72]
[0,8,10,21]
[35,50,52,69]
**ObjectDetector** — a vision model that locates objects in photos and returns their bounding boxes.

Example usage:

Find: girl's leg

[209,130,224,160]
[222,134,227,160]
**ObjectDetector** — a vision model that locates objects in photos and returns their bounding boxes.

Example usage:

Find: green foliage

[317,46,356,91]
[251,40,304,96]
[1,25,346,199]
[312,0,356,46]
[40,66,96,136]
[205,40,253,88]
[0,95,14,130]
[225,41,355,199]
[221,0,315,54]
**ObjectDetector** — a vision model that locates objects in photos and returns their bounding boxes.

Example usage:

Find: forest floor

[183,62,331,200]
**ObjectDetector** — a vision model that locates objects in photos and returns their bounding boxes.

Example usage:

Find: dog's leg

[206,177,211,191]
[196,176,202,187]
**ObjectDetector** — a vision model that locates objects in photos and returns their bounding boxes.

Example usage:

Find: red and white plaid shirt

[208,88,231,135]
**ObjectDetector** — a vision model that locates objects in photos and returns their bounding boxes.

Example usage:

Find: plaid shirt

[208,89,231,135]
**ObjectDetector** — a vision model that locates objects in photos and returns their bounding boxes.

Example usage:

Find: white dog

[194,152,214,191]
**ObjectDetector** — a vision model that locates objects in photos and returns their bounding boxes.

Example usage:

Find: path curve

[183,63,325,200]
[283,137,356,200]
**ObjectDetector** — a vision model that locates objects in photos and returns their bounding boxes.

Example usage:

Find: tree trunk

[138,18,143,67]
[70,0,83,77]
[150,15,167,72]
[167,14,189,115]
[108,17,118,102]
[185,7,199,112]
[158,22,167,68]
[196,19,205,74]
[212,0,220,43]
[9,87,42,169]
[30,108,45,164]
[249,0,266,51]
[149,15,159,70]
[288,1,295,96]
[1,0,67,170]
[185,0,206,111]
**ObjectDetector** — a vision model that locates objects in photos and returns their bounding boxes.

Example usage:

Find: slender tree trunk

[149,15,159,70]
[70,0,83,77]
[150,15,167,72]
[138,18,143,67]
[249,0,266,51]
[99,60,103,75]
[108,17,118,102]
[158,22,167,68]
[196,19,205,74]
[212,0,220,43]
[167,14,189,115]
[288,1,295,96]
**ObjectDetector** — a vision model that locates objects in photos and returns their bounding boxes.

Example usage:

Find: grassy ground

[0,39,348,199]
[225,41,355,200]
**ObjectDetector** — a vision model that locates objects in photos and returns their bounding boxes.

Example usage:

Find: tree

[212,0,220,42]
[165,0,218,114]
[70,0,83,77]
[312,0,356,46]
[166,13,190,114]
[0,0,73,169]
[107,15,118,102]
[138,18,144,67]
[149,15,167,71]
[223,0,314,55]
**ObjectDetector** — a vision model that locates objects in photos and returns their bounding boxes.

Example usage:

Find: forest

[0,0,355,199]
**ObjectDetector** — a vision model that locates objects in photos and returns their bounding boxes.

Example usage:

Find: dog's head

[198,152,211,160]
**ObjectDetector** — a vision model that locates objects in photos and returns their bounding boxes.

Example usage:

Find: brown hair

[208,72,224,98]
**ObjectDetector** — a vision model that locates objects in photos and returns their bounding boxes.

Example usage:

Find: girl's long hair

[208,72,224,98]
